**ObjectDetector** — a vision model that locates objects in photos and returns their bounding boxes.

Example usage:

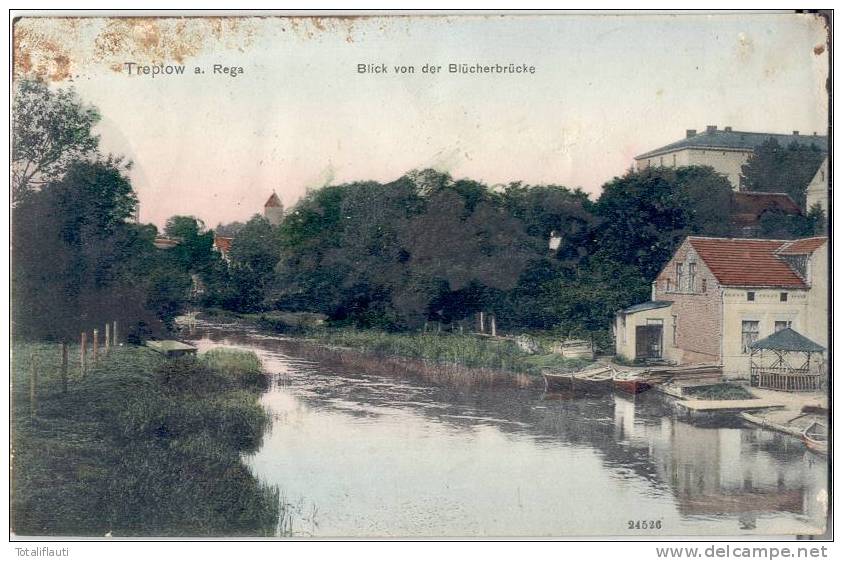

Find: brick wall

[652,239,722,364]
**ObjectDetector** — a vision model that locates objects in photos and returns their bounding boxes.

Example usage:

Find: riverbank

[11,342,279,537]
[197,309,594,388]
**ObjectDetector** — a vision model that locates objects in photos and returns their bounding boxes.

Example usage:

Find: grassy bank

[317,329,591,377]
[200,310,591,388]
[11,343,278,537]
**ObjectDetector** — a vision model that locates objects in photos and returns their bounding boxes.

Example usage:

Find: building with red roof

[615,235,827,379]
[730,192,802,237]
[213,235,234,262]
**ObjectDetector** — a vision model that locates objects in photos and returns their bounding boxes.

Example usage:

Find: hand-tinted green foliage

[12,159,165,340]
[740,138,826,210]
[12,80,101,204]
[224,215,284,311]
[274,171,589,330]
[592,165,733,280]
[268,166,741,342]
[758,208,827,239]
[558,166,734,344]
[11,344,277,537]
[164,215,216,272]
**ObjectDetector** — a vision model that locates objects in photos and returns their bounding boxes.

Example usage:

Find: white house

[615,236,828,379]
[634,126,827,190]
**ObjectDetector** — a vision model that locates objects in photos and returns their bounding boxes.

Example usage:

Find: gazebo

[749,328,826,392]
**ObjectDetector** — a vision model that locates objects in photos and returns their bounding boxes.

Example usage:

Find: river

[186,322,828,538]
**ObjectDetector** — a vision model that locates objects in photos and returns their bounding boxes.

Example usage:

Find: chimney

[793,130,800,135]
[686,129,697,138]
[724,126,733,132]
[706,125,717,134]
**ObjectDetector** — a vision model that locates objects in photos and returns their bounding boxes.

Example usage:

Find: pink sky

[15,13,829,228]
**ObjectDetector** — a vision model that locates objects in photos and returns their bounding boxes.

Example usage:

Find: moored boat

[613,376,652,395]
[571,365,613,392]
[802,422,828,455]
[542,370,573,391]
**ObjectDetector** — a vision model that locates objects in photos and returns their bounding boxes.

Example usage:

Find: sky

[14,13,829,229]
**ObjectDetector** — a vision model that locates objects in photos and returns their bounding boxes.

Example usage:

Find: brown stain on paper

[13,15,420,82]
[13,16,259,82]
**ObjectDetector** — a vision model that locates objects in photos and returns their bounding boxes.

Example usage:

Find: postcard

[10,11,831,540]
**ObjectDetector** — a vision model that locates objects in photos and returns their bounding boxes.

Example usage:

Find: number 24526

[628,520,662,530]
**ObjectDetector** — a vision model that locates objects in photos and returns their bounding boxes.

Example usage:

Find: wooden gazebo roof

[749,328,825,353]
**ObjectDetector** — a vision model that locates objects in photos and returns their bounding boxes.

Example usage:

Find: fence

[750,366,824,392]
[23,320,121,423]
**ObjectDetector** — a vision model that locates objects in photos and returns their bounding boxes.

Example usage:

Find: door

[635,325,663,360]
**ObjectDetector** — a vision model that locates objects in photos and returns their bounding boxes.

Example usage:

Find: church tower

[264,191,284,226]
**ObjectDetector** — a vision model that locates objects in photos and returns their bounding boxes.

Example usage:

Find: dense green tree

[163,215,216,273]
[593,165,733,280]
[12,159,165,340]
[740,138,826,209]
[12,80,101,204]
[758,207,827,240]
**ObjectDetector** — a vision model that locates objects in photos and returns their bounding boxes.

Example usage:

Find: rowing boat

[571,365,613,391]
[802,422,828,456]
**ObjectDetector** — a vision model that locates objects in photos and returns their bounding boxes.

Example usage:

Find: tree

[221,215,283,312]
[592,165,733,281]
[163,216,216,273]
[740,138,826,210]
[12,80,101,204]
[12,159,163,340]
[758,207,826,240]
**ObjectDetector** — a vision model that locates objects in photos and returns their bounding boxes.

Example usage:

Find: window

[742,321,760,353]
[676,263,684,292]
[672,154,677,167]
[688,262,697,292]
[665,278,672,292]
[647,318,664,326]
[780,292,788,302]
[775,320,792,332]
[672,315,678,345]
[701,278,707,293]
[747,291,755,301]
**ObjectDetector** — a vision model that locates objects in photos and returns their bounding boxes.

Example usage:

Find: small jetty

[144,340,198,357]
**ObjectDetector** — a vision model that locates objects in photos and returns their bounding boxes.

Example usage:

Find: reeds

[283,330,591,389]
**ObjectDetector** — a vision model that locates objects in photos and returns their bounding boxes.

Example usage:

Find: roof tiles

[687,237,812,288]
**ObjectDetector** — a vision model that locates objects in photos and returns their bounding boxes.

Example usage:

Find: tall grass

[11,343,278,537]
[279,330,591,389]
[320,330,590,375]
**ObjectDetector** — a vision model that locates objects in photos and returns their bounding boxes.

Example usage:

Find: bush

[201,348,267,390]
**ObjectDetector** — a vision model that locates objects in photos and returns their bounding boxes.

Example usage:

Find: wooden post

[113,321,118,346]
[29,352,37,420]
[92,329,99,363]
[490,315,497,337]
[80,332,87,377]
[104,323,111,353]
[478,311,485,333]
[60,342,68,394]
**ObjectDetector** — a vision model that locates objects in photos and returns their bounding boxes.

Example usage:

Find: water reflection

[187,323,828,537]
